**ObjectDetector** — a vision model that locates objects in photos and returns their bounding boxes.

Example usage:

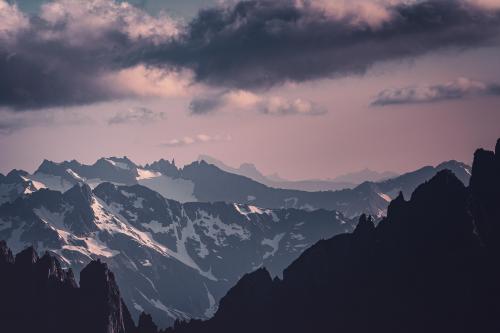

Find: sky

[0,0,499,180]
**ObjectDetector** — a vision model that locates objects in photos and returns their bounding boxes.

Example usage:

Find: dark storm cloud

[0,0,174,110]
[372,78,500,106]
[1,0,500,110]
[142,0,500,88]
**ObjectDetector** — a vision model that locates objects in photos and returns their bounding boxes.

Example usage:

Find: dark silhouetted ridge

[0,244,153,333]
[165,138,500,333]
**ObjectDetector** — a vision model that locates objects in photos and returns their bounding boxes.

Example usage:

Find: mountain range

[1,138,497,333]
[0,178,353,327]
[0,156,471,218]
[0,152,475,330]
[197,154,399,191]
[163,138,500,333]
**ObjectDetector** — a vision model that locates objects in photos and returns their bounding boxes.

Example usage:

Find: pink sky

[0,0,499,180]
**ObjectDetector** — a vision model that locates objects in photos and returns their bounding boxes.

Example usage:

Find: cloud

[1,0,500,110]
[144,0,500,88]
[0,109,91,135]
[107,106,166,125]
[190,90,326,116]
[257,96,327,116]
[371,77,500,106]
[0,0,180,110]
[189,93,226,115]
[161,133,231,147]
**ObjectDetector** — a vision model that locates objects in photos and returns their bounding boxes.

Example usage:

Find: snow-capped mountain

[0,182,353,327]
[0,170,45,205]
[3,156,471,219]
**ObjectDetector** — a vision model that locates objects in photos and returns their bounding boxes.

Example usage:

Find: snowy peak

[144,158,179,177]
[102,156,137,171]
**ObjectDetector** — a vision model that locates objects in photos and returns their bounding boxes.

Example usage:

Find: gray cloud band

[1,0,500,110]
[372,78,500,106]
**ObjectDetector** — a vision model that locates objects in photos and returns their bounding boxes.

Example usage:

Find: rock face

[469,139,500,257]
[0,242,138,333]
[165,139,500,333]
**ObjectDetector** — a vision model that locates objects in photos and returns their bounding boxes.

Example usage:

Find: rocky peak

[35,159,65,175]
[145,158,179,177]
[0,240,14,265]
[137,312,158,333]
[353,214,375,236]
[469,139,500,256]
[64,182,93,205]
[14,246,39,268]
[217,267,273,314]
[4,169,29,183]
[36,252,76,286]
[79,260,129,333]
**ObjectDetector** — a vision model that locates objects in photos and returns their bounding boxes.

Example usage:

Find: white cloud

[0,1,29,41]
[162,134,232,147]
[103,65,193,99]
[190,89,327,116]
[258,96,327,116]
[39,0,179,45]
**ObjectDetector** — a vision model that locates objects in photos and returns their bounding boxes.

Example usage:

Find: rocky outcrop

[0,244,146,333]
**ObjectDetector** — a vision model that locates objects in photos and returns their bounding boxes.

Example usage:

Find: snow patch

[138,290,190,320]
[30,173,74,192]
[378,192,392,202]
[142,220,174,234]
[204,284,217,318]
[138,175,197,203]
[137,168,162,180]
[105,158,130,170]
[261,233,285,259]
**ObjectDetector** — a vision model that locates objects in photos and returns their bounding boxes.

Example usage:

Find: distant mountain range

[198,154,399,191]
[162,138,500,333]
[0,156,471,218]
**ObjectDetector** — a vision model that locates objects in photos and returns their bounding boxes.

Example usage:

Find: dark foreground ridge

[164,138,500,333]
[0,242,158,333]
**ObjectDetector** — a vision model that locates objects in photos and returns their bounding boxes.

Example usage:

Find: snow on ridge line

[377,192,392,202]
[105,158,131,170]
[66,168,85,182]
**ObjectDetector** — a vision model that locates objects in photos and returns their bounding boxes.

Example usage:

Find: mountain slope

[177,159,471,217]
[165,139,500,333]
[0,182,353,328]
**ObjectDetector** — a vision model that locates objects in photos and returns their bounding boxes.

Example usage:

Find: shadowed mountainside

[164,139,500,333]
